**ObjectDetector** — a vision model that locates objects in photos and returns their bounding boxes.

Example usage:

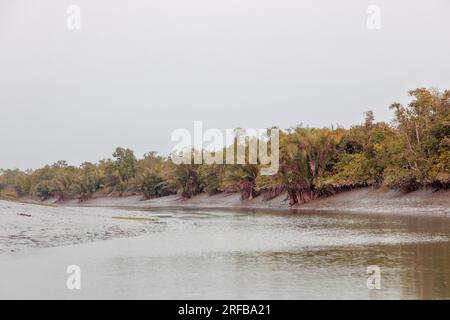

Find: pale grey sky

[1,0,450,169]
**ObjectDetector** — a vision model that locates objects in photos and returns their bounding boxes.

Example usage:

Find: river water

[1,208,449,299]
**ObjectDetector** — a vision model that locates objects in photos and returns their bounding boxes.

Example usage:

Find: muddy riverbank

[62,188,450,215]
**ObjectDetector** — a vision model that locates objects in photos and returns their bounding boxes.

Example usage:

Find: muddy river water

[1,207,449,299]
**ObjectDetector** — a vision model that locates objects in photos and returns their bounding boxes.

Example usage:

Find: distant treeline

[1,88,449,205]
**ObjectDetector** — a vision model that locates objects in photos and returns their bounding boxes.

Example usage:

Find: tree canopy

[1,88,448,204]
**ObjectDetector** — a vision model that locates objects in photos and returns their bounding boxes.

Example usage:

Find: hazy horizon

[1,0,450,170]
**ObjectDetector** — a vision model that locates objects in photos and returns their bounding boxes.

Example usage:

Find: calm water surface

[1,208,450,299]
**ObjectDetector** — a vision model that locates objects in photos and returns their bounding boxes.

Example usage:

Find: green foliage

[330,153,373,184]
[223,164,259,200]
[386,88,450,190]
[130,152,169,199]
[71,162,104,202]
[1,88,448,204]
[197,164,224,195]
[257,127,343,204]
[102,147,137,196]
[112,147,137,182]
[167,163,202,199]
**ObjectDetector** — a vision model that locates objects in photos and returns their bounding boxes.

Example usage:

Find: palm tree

[223,164,259,200]
[258,127,341,205]
[168,163,202,199]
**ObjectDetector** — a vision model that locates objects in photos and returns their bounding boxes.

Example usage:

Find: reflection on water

[0,208,449,299]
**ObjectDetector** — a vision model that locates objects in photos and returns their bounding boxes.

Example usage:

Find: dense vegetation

[1,88,448,204]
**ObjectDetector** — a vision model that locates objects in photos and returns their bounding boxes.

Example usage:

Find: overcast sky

[1,0,450,169]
